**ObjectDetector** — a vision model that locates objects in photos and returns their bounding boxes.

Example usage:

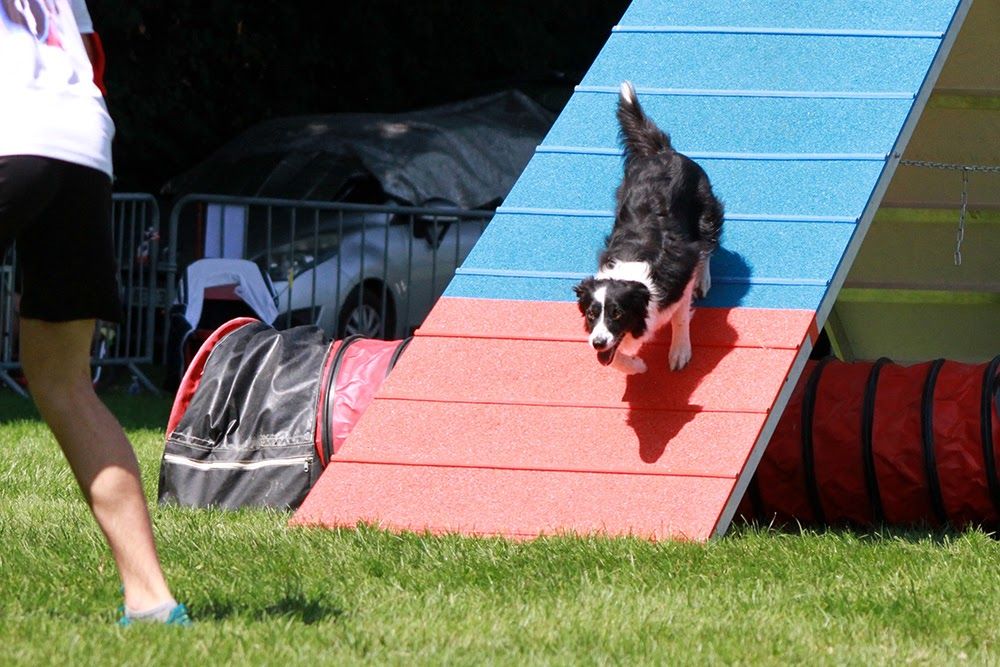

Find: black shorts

[0,155,123,323]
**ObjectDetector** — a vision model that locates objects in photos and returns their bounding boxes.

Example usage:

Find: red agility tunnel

[158,318,410,510]
[739,355,1000,530]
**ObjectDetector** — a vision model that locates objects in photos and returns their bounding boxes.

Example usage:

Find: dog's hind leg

[695,188,723,300]
[696,256,711,299]
[668,276,698,371]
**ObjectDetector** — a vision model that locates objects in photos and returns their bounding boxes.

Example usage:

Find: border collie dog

[573,81,723,374]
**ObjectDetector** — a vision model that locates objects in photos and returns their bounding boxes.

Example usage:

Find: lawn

[1,390,998,666]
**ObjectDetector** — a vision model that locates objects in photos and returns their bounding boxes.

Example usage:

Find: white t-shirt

[0,0,115,177]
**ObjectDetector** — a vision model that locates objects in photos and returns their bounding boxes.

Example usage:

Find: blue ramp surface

[452,0,970,320]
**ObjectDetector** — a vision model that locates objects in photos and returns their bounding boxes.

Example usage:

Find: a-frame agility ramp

[292,0,972,541]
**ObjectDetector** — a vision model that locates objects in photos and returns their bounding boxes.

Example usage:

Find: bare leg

[19,318,173,611]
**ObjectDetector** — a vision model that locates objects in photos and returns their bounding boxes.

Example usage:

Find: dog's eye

[610,307,623,320]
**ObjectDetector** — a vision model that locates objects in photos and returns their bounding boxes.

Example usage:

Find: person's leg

[19,317,174,612]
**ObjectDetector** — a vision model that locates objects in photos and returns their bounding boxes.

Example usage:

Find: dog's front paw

[628,356,648,375]
[668,342,692,371]
[613,353,647,375]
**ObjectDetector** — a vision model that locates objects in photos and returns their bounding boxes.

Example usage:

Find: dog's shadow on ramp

[623,247,751,463]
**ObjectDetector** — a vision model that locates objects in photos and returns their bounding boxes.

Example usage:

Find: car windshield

[260,231,341,283]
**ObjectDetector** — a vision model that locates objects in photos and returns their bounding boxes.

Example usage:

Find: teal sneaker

[164,603,193,626]
[118,603,193,627]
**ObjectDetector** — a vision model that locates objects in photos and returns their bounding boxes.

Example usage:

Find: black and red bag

[740,355,1000,529]
[158,318,410,510]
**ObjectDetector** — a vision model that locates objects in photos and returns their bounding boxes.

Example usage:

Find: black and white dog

[573,81,723,374]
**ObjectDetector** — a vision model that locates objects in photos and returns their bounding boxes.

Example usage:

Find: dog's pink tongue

[597,348,615,366]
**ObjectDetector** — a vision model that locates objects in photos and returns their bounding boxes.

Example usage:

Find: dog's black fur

[573,82,724,371]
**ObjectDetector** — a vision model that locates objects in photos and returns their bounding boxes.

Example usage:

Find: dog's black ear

[573,277,594,299]
[573,277,596,314]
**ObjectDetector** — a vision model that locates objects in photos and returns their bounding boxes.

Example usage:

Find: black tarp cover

[159,318,411,510]
[159,320,329,510]
[161,90,554,209]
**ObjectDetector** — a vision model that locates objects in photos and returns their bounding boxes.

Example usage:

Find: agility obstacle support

[291,0,972,540]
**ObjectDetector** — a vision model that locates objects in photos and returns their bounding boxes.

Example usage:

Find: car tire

[337,284,393,339]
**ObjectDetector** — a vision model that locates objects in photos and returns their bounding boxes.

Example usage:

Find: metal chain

[900,159,1000,173]
[899,159,1000,266]
[956,168,968,265]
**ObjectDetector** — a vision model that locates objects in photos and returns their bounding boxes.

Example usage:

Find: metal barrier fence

[1,193,161,398]
[165,194,493,352]
[1,193,493,397]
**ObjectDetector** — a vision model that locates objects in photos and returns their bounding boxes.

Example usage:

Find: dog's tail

[617,81,672,162]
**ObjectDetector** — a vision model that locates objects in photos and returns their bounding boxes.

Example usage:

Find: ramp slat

[582,34,941,93]
[336,399,765,478]
[418,300,812,349]
[291,463,735,541]
[461,215,854,283]
[502,153,883,220]
[379,337,797,414]
[544,94,911,155]
[619,0,958,34]
[445,273,828,312]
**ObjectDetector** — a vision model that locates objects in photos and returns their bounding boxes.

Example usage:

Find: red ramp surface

[291,299,814,540]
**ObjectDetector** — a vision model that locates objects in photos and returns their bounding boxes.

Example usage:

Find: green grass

[2,391,999,666]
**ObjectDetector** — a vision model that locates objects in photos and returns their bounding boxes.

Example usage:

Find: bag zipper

[163,453,312,471]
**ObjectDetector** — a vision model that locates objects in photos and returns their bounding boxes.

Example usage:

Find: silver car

[255,204,490,338]
[163,91,553,338]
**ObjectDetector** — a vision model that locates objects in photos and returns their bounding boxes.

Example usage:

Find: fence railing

[1,193,161,398]
[2,193,494,397]
[164,194,494,347]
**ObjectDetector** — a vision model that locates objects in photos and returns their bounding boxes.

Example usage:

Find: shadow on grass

[0,392,37,422]
[101,392,173,432]
[197,591,346,624]
[0,390,172,432]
